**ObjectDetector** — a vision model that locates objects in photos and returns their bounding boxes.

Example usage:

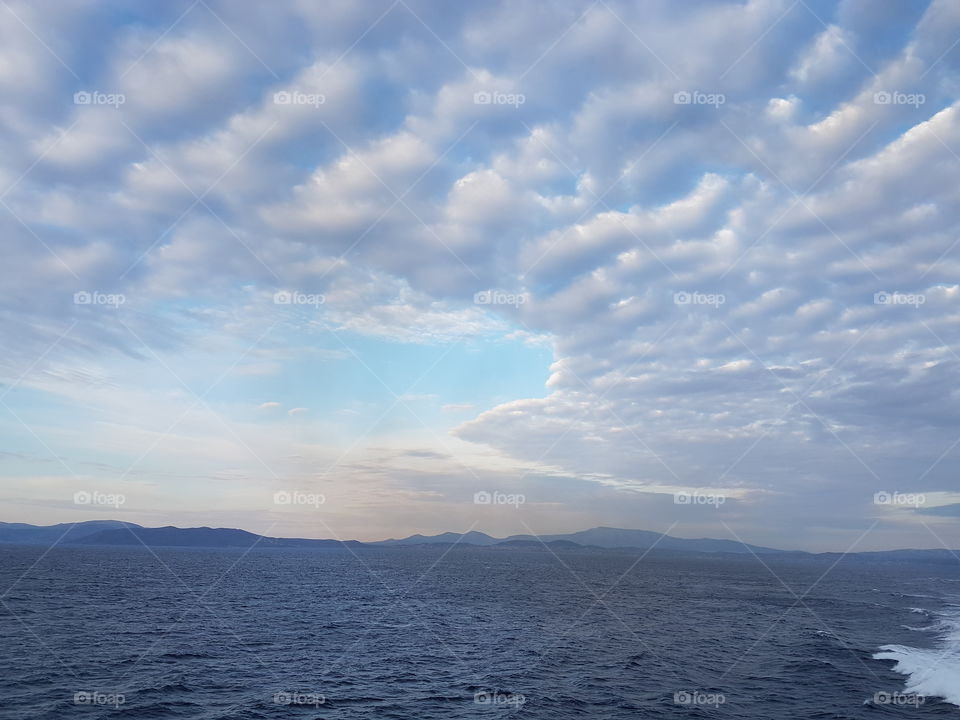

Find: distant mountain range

[369,526,783,554]
[0,521,957,561]
[0,521,364,549]
[0,521,776,553]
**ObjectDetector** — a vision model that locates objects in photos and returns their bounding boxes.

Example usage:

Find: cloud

[917,503,960,518]
[442,403,475,412]
[2,0,960,549]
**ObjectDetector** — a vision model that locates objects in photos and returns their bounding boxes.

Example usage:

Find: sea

[0,544,958,718]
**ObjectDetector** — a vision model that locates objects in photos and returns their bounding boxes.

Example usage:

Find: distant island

[1,521,958,562]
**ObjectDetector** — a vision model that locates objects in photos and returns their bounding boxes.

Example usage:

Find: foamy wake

[875,606,960,707]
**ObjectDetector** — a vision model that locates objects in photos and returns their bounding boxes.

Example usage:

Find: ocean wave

[875,606,960,707]
[895,592,937,600]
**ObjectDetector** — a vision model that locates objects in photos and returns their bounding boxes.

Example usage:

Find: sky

[1,0,959,551]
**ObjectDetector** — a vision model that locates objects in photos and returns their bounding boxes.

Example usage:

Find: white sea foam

[875,606,960,707]
[900,624,935,633]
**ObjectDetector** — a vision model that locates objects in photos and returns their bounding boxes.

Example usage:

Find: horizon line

[3,518,957,554]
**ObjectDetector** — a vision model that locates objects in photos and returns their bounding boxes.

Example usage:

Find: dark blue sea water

[1,545,958,718]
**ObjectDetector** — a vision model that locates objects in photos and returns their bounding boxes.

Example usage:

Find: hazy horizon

[5,515,960,554]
